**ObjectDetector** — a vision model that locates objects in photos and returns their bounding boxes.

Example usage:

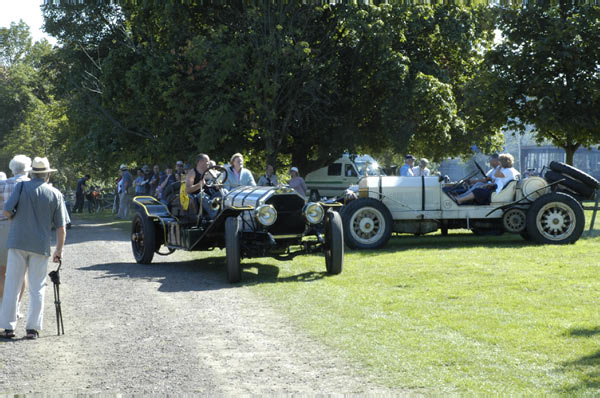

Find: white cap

[290,167,299,173]
[119,164,128,171]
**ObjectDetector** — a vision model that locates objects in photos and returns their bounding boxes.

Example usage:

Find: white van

[305,154,385,198]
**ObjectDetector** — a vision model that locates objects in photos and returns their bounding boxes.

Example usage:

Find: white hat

[31,157,57,173]
[290,167,299,173]
[119,164,128,171]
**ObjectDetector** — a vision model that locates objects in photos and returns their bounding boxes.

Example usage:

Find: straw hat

[31,157,57,173]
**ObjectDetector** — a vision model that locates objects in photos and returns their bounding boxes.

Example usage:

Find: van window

[345,164,357,177]
[327,163,342,176]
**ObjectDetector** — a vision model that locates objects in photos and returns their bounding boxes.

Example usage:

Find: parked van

[305,154,385,199]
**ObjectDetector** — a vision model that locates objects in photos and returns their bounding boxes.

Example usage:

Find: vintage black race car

[130,166,344,283]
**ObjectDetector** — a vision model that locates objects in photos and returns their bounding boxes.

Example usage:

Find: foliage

[483,4,600,164]
[40,2,499,176]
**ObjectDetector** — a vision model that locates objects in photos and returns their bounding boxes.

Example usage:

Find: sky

[0,0,57,44]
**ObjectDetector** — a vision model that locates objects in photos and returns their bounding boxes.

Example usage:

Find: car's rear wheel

[131,211,156,264]
[342,198,393,249]
[525,192,584,244]
[225,216,242,283]
[324,210,343,275]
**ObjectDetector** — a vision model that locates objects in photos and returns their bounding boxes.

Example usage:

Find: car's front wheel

[324,210,344,274]
[131,211,156,264]
[525,192,584,244]
[225,216,242,283]
[342,198,393,249]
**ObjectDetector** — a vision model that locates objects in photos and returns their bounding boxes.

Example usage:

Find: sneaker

[25,329,39,340]
[1,329,15,339]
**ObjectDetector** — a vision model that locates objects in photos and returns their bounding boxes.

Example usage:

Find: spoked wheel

[131,211,156,264]
[225,216,242,283]
[342,198,393,249]
[525,193,584,244]
[324,210,344,275]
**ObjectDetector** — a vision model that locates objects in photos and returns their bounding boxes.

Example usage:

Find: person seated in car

[453,153,501,197]
[185,154,223,219]
[456,153,518,205]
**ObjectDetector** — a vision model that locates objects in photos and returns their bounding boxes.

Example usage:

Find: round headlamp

[255,204,277,226]
[303,202,324,224]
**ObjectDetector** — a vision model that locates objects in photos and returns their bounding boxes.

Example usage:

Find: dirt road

[0,220,391,394]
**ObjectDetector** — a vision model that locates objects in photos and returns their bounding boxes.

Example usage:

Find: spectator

[0,155,31,311]
[157,165,177,201]
[414,159,430,177]
[288,167,308,197]
[399,155,415,177]
[112,174,121,214]
[149,164,162,197]
[175,160,185,182]
[134,169,147,195]
[224,153,256,190]
[0,157,69,340]
[117,164,133,219]
[257,164,278,186]
[74,174,90,213]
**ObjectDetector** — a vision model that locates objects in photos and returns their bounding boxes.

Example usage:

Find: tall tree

[484,4,600,164]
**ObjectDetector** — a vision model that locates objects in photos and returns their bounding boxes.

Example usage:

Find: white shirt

[494,167,518,193]
[414,167,430,177]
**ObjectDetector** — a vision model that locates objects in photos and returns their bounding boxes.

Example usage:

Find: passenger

[398,155,415,177]
[414,158,430,176]
[456,153,518,205]
[288,167,308,197]
[257,164,278,187]
[224,153,256,190]
[454,153,500,197]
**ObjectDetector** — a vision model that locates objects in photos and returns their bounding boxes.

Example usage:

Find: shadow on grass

[564,326,600,337]
[557,350,600,393]
[79,256,328,292]
[347,232,535,255]
[581,229,600,239]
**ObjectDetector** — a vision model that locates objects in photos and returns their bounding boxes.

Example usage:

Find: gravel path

[0,219,393,394]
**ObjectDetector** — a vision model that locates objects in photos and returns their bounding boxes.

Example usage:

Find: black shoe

[1,329,15,338]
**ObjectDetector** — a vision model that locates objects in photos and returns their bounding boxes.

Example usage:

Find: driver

[454,153,501,197]
[185,154,223,218]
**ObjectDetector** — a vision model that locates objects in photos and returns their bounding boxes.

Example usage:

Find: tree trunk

[563,143,580,166]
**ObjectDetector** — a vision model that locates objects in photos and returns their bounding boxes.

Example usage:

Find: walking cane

[48,259,64,336]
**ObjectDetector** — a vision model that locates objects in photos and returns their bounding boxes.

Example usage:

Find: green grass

[78,207,600,392]
[238,210,600,393]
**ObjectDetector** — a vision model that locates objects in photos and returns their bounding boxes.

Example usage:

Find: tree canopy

[484,3,600,164]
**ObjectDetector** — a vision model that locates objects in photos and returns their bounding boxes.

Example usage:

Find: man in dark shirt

[74,174,90,213]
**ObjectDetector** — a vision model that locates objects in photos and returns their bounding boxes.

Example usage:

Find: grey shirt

[4,177,70,256]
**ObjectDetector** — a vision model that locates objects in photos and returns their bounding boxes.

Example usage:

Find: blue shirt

[4,178,70,256]
[399,164,414,177]
[224,166,256,190]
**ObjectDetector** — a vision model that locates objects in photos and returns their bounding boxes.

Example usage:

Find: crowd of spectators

[109,153,307,218]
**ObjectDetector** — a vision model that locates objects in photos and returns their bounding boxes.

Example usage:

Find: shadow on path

[80,257,327,292]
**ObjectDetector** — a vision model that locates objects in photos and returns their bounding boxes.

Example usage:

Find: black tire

[549,161,600,189]
[525,192,584,244]
[325,211,344,275]
[544,170,594,199]
[341,198,393,249]
[131,211,156,264]
[520,229,532,241]
[225,217,241,283]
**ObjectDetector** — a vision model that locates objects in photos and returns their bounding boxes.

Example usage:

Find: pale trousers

[0,248,49,331]
[118,192,130,219]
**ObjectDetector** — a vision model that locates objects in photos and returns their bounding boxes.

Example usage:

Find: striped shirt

[0,174,30,221]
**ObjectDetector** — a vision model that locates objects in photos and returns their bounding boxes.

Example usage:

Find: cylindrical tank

[519,176,549,201]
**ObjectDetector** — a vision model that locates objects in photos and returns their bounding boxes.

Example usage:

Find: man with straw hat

[0,157,70,340]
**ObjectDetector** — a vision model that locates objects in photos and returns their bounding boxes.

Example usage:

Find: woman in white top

[224,153,256,190]
[413,158,430,177]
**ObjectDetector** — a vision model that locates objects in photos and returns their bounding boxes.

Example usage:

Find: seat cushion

[491,180,516,203]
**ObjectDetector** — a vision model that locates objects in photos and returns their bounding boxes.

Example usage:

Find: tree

[485,4,600,165]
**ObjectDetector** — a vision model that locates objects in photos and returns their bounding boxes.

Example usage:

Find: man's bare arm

[53,226,66,263]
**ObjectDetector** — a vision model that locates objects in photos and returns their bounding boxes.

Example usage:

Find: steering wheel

[474,160,487,178]
[446,170,479,193]
[203,165,228,187]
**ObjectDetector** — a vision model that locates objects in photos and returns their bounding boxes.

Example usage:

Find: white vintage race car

[341,161,598,249]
